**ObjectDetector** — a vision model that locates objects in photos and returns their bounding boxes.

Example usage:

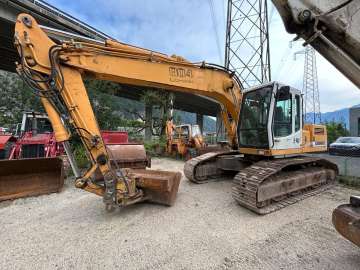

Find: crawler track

[184,151,238,183]
[232,156,338,214]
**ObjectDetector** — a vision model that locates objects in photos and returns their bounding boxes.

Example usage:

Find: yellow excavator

[11,13,338,215]
[165,120,229,159]
[10,13,242,210]
[8,0,359,246]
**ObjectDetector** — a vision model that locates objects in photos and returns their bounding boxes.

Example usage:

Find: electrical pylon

[225,0,271,88]
[295,46,321,124]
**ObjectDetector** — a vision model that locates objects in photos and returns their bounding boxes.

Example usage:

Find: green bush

[144,137,167,157]
[74,145,90,169]
[326,121,349,144]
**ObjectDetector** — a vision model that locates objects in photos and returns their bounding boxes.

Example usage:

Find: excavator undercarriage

[185,153,338,214]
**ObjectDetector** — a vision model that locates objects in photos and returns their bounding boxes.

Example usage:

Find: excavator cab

[238,81,326,156]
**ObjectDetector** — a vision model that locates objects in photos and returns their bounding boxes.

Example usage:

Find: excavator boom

[12,14,242,209]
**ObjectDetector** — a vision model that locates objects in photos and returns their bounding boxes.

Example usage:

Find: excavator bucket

[101,130,150,169]
[107,144,150,169]
[127,169,181,206]
[332,195,360,247]
[0,157,64,201]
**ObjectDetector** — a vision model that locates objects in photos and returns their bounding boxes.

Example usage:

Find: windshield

[191,125,201,137]
[25,117,53,133]
[238,86,272,148]
[336,137,360,144]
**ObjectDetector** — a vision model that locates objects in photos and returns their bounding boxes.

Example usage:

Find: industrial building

[349,105,360,136]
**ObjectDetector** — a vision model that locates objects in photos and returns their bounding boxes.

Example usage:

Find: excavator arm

[272,0,360,88]
[13,14,242,209]
[272,0,360,247]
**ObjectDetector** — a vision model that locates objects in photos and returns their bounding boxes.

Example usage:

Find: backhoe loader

[165,120,228,159]
[271,0,360,246]
[11,13,338,214]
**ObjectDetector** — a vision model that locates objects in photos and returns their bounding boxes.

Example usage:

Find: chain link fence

[310,153,360,187]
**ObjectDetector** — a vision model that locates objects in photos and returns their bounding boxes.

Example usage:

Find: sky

[46,0,360,113]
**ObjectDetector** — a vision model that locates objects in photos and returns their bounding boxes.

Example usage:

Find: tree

[0,70,42,129]
[325,121,350,144]
[140,89,174,136]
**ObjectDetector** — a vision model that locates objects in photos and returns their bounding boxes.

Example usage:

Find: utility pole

[225,0,271,88]
[294,46,321,124]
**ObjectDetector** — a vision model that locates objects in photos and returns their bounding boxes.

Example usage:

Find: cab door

[292,93,302,149]
[272,87,301,150]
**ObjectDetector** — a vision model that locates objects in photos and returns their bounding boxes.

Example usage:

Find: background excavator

[165,119,230,160]
[9,13,338,214]
[272,0,360,247]
[165,120,205,160]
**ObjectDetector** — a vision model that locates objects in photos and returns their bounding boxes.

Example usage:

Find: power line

[208,0,223,63]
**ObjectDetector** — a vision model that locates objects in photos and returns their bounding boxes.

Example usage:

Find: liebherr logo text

[169,67,193,83]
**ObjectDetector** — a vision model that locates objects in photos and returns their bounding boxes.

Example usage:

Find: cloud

[47,0,226,63]
[269,5,360,112]
[47,0,360,112]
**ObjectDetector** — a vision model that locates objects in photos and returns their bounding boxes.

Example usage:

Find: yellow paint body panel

[240,124,328,156]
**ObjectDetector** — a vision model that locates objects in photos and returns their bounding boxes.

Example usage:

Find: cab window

[294,95,300,132]
[274,91,292,137]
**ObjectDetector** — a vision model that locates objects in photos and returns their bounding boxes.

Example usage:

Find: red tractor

[0,113,150,201]
[7,112,64,159]
[0,112,64,201]
[0,128,16,159]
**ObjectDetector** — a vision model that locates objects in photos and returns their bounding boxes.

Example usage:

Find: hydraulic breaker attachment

[333,195,360,247]
[0,157,64,201]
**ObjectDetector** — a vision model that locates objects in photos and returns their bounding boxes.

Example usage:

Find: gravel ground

[1,158,359,270]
